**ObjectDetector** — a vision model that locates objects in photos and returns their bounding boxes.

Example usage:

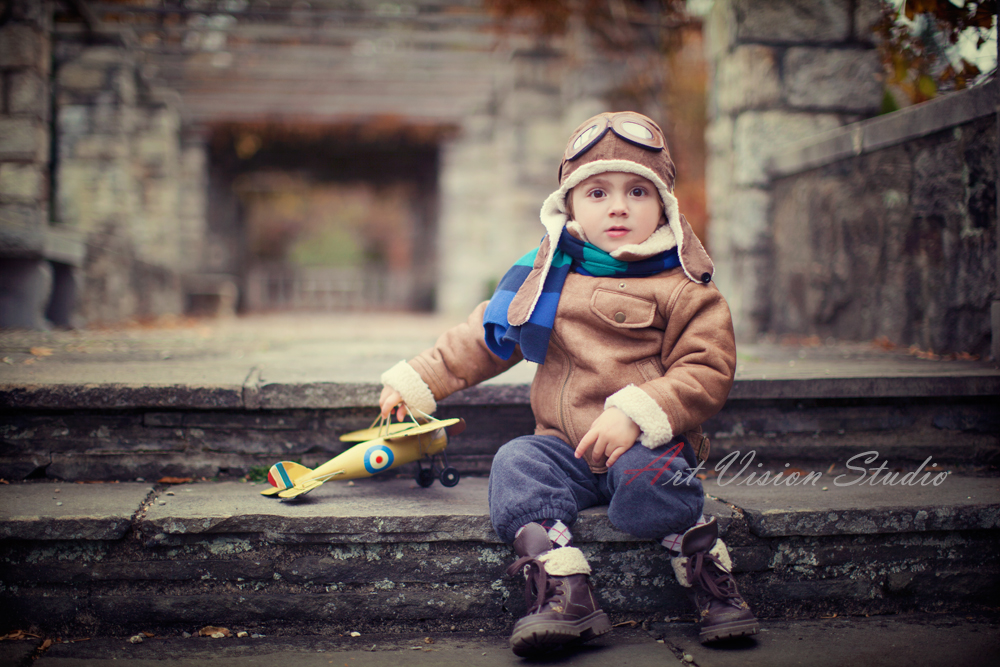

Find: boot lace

[685,550,741,605]
[507,556,560,614]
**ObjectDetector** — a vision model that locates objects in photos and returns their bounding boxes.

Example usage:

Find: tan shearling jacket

[382,265,736,474]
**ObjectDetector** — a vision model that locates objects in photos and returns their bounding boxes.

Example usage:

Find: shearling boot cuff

[537,546,591,577]
[671,539,732,588]
[381,360,437,416]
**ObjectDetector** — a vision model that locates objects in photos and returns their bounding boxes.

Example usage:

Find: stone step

[1,474,997,638]
[1,377,996,482]
[1,316,998,481]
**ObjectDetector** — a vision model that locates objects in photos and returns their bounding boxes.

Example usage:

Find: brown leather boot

[505,523,611,656]
[672,517,759,643]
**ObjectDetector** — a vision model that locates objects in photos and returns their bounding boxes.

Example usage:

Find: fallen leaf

[1,357,12,364]
[612,620,639,628]
[871,336,896,351]
[40,639,53,650]
[199,626,231,638]
[424,637,434,644]
[158,477,193,485]
[22,358,35,365]
[30,347,54,357]
[142,632,154,638]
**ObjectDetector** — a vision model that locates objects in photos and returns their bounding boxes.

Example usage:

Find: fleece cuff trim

[605,384,674,449]
[381,360,437,416]
[538,546,591,576]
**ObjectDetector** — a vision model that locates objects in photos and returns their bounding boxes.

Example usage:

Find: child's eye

[631,187,647,197]
[589,189,606,199]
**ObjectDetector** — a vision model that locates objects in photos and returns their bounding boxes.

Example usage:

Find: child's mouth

[606,227,630,238]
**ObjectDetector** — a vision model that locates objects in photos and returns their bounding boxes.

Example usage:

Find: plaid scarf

[483,230,681,364]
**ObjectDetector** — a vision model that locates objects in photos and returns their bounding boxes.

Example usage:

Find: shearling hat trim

[670,540,733,588]
[537,546,592,576]
[381,360,437,416]
[540,158,680,262]
[605,384,674,449]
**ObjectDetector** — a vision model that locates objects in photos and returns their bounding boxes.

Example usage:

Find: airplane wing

[277,478,326,499]
[339,422,421,442]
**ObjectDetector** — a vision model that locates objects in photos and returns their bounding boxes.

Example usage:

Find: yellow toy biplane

[260,410,466,499]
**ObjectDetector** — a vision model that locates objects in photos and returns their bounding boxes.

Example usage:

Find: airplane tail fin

[263,461,313,495]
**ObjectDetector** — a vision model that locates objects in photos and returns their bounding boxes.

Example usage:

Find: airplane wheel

[416,468,435,488]
[439,467,460,487]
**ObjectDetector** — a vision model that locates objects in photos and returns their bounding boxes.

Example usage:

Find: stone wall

[766,82,998,357]
[0,0,83,329]
[0,1,205,330]
[704,0,884,340]
[54,37,190,325]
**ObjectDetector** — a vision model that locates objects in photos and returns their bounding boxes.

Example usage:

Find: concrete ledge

[768,80,998,178]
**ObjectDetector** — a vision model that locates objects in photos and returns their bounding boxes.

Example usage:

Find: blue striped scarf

[483,231,681,364]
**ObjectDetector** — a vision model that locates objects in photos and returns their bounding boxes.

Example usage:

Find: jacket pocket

[590,289,656,329]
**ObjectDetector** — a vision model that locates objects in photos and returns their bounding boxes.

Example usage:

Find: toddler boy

[379,111,758,655]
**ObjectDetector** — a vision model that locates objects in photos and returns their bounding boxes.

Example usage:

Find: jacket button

[614,312,626,323]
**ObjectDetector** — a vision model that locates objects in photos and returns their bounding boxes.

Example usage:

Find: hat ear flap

[677,214,714,284]
[507,235,553,326]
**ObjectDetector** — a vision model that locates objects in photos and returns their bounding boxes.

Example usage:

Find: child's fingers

[379,387,403,419]
[605,448,621,468]
[575,431,596,459]
[605,442,632,468]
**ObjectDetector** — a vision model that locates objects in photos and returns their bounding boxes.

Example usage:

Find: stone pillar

[0,0,53,328]
[178,131,209,274]
[130,90,184,316]
[994,36,1000,362]
[54,40,141,324]
[436,48,574,318]
[704,0,883,340]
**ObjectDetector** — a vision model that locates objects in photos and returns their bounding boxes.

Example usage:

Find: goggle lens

[563,113,664,163]
[620,120,653,141]
[565,119,610,161]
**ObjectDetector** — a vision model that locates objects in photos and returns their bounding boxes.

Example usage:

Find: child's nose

[609,191,629,215]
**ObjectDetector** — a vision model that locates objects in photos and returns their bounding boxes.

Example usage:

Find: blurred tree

[875,0,997,108]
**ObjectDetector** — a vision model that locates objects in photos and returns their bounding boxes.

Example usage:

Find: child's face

[569,172,663,254]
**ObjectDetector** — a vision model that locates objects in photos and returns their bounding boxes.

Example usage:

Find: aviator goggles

[563,112,665,162]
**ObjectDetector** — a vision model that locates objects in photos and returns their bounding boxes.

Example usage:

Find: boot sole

[699,618,760,643]
[510,610,612,657]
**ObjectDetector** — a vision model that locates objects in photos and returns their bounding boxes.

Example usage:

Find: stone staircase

[0,315,998,637]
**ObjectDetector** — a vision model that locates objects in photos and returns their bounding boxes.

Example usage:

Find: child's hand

[575,407,640,468]
[379,386,408,421]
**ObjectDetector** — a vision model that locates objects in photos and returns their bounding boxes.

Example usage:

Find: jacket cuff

[381,360,437,416]
[605,384,674,449]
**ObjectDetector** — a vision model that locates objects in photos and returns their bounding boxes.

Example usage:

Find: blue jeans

[488,434,704,544]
